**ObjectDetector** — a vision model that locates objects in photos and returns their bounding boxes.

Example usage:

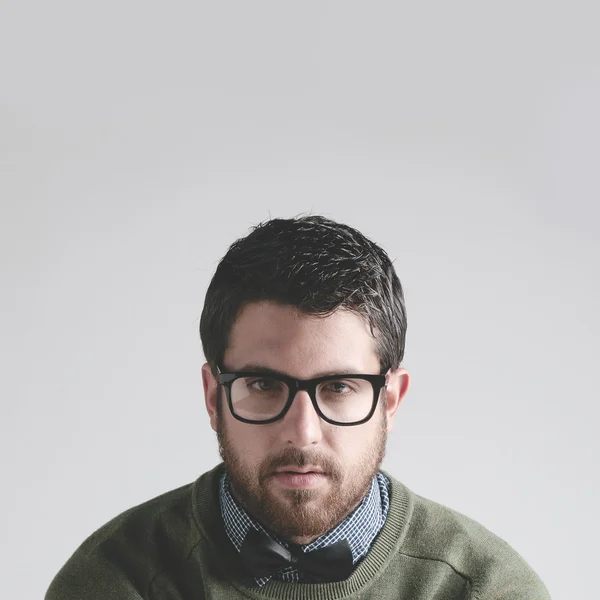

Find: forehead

[224,301,380,377]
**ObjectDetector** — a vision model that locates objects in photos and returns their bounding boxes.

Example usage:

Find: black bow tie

[239,528,354,583]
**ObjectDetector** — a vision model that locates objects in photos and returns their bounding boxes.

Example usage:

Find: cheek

[228,421,272,462]
[325,428,361,461]
[330,423,380,460]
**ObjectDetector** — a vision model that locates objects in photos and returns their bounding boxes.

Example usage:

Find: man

[46,215,551,599]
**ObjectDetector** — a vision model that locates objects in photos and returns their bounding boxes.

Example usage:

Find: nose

[279,389,323,447]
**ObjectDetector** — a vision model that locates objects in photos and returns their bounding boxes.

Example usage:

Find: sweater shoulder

[399,489,550,599]
[46,480,206,600]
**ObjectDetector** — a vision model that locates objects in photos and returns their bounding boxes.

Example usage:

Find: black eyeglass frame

[217,368,388,426]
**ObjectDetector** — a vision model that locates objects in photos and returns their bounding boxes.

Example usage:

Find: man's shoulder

[388,477,550,599]
[45,472,216,600]
[83,480,197,556]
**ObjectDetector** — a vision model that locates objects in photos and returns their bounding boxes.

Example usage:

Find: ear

[202,362,219,433]
[384,368,410,433]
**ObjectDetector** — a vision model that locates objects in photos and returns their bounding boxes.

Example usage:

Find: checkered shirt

[219,470,390,586]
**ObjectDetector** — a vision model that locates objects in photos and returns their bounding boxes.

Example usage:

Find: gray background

[2,2,599,598]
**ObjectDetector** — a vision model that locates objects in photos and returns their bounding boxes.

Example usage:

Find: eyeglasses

[217,368,387,426]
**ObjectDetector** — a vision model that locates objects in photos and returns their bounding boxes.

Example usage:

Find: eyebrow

[230,363,368,379]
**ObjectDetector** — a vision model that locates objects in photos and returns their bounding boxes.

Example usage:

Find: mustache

[259,448,342,483]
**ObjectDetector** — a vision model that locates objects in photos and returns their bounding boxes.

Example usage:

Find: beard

[216,398,388,544]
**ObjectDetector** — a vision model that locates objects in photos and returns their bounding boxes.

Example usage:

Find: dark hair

[200,215,406,374]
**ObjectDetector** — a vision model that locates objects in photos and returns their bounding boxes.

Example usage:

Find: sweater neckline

[192,463,414,600]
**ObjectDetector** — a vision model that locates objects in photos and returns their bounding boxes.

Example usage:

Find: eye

[322,380,354,394]
[248,377,283,392]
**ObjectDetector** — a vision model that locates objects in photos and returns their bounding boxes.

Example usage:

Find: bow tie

[239,528,354,583]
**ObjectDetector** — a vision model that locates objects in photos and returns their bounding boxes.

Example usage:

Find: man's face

[202,301,409,544]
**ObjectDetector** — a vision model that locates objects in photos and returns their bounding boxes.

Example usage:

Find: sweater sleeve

[45,552,145,600]
[470,555,552,600]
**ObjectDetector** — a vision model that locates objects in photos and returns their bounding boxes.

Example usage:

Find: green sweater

[46,463,551,599]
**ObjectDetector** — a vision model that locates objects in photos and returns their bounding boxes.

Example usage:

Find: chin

[279,487,324,504]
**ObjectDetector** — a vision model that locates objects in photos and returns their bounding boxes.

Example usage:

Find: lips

[273,466,324,475]
[271,470,328,489]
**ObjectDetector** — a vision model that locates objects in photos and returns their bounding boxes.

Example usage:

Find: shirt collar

[219,469,390,586]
